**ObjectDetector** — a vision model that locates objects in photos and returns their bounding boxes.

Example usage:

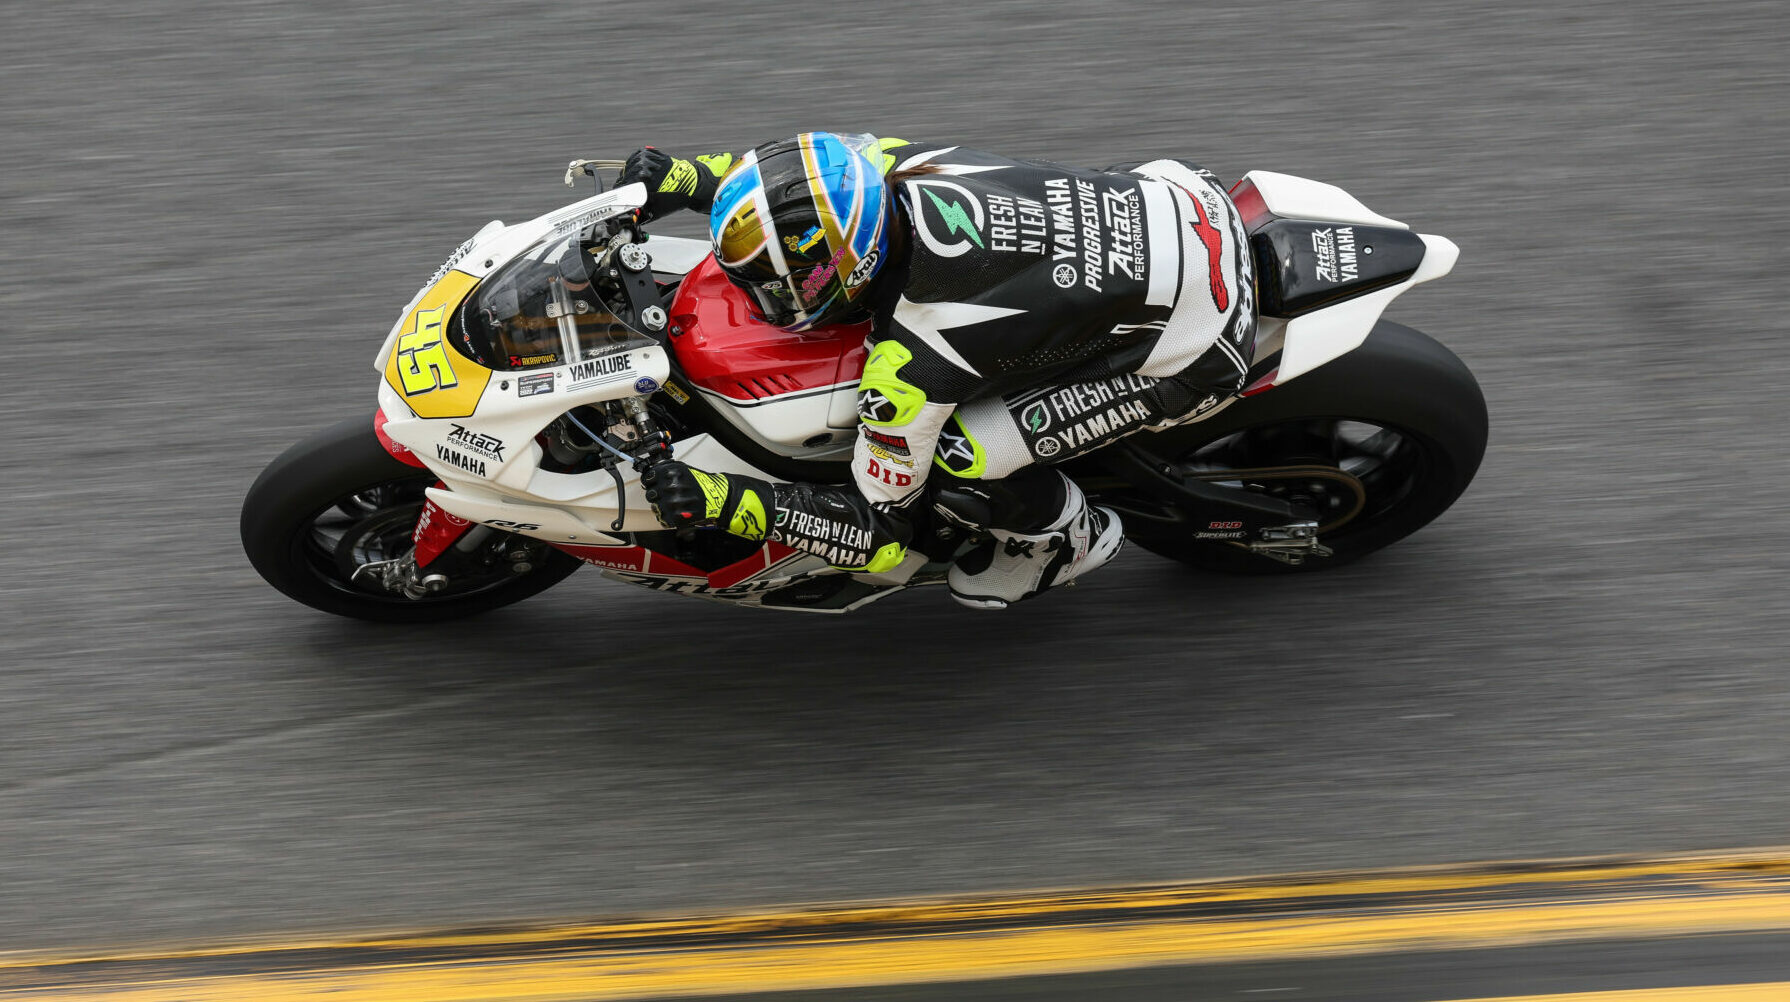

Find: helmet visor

[733,259,840,330]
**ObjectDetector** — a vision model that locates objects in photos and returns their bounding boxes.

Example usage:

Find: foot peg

[1246,522,1333,566]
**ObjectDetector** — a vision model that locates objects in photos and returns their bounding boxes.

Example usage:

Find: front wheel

[1104,322,1488,574]
[240,415,583,621]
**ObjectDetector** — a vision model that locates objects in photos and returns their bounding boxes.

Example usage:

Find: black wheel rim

[1174,417,1432,540]
[294,475,551,605]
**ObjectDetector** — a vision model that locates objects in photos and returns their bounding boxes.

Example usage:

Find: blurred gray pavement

[2,0,1789,952]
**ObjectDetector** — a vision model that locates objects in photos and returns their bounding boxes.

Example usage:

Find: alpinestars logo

[909,179,986,258]
[1166,181,1230,312]
[1183,187,1230,312]
[935,425,978,474]
[857,389,899,423]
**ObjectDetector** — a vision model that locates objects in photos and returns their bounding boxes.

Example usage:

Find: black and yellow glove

[616,147,737,220]
[639,461,770,540]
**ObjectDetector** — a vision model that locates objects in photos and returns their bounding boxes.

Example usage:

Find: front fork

[412,496,475,567]
[365,410,544,596]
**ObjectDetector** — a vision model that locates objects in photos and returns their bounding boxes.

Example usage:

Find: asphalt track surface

[4,0,1789,968]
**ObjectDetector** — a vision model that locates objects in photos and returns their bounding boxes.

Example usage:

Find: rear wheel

[1103,322,1487,574]
[240,415,583,621]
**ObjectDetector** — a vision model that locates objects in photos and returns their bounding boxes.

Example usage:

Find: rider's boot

[934,469,1125,610]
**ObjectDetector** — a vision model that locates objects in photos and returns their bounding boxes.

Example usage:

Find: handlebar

[564,158,629,190]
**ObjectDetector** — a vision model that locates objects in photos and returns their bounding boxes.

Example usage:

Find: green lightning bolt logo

[923,188,985,249]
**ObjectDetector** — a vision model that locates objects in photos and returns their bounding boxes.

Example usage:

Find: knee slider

[932,483,998,532]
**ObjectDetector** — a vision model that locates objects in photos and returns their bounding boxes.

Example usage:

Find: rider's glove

[617,147,737,220]
[639,461,770,540]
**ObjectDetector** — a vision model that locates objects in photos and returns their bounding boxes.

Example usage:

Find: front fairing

[372,183,651,383]
[373,181,675,501]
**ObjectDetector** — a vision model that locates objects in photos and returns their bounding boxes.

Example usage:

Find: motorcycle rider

[624,133,1255,608]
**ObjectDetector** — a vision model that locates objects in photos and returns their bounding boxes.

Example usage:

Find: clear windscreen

[455,229,655,372]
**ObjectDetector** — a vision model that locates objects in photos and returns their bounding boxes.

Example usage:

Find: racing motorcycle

[241,159,1487,620]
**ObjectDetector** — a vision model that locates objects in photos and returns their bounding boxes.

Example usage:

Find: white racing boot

[945,476,1125,610]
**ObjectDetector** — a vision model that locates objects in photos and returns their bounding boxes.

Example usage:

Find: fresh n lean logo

[909,178,986,258]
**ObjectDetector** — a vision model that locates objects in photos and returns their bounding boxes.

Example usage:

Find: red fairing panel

[553,540,804,587]
[375,409,428,468]
[667,256,870,402]
[1228,177,1271,231]
[554,543,703,576]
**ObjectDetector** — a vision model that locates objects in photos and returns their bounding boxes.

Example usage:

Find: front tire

[240,415,582,621]
[1109,321,1488,574]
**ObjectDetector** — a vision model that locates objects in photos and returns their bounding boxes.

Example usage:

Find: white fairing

[370,181,925,613]
[372,183,653,375]
[378,343,674,505]
[1274,232,1458,383]
[694,383,861,460]
[640,234,712,275]
[1241,170,1408,229]
[1237,171,1458,384]
[417,431,776,544]
[374,180,685,529]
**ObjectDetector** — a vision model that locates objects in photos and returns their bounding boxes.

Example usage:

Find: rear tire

[240,415,583,621]
[1110,322,1488,574]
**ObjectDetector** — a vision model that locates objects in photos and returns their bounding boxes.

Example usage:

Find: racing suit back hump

[852,144,1255,505]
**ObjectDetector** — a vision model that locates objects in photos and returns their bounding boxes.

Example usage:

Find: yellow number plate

[383,270,490,419]
[394,305,458,394]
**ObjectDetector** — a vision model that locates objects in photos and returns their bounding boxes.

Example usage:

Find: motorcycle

[241,159,1486,620]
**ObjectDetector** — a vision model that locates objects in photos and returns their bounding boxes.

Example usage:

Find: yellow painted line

[2,848,1789,1001]
[1447,986,1790,1001]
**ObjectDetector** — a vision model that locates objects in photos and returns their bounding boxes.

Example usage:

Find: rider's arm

[638,463,911,574]
[621,135,918,218]
[616,147,738,218]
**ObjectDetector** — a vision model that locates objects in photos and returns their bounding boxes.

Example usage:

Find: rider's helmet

[708,132,890,332]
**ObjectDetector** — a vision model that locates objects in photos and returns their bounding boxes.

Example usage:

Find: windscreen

[454,230,654,372]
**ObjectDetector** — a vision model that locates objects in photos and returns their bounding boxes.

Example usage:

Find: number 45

[395,305,459,395]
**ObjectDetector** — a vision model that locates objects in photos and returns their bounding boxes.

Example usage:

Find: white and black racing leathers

[689,140,1255,574]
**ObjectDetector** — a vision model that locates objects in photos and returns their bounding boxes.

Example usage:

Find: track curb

[5,848,1790,1000]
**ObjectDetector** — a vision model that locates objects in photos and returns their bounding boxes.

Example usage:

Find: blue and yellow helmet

[709,132,890,332]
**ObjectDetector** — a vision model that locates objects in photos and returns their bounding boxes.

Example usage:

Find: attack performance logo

[909,179,986,258]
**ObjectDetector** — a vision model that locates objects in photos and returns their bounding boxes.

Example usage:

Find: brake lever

[564,159,615,191]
